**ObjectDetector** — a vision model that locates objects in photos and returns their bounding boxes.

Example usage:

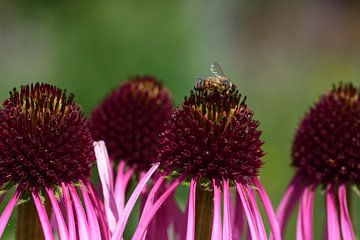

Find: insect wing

[210,62,225,77]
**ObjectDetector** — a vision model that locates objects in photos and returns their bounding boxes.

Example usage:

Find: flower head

[278,83,359,240]
[0,83,94,189]
[160,89,264,184]
[0,83,107,240]
[122,63,280,240]
[292,83,360,185]
[90,76,172,170]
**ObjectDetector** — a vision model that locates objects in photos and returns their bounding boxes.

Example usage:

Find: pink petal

[112,163,160,240]
[232,192,244,239]
[222,179,232,240]
[85,181,110,240]
[251,177,281,240]
[45,187,69,240]
[211,180,222,240]
[94,141,118,232]
[114,162,134,213]
[32,190,54,240]
[138,175,165,240]
[186,179,197,240]
[326,184,340,240]
[338,184,355,240]
[62,183,76,240]
[276,175,304,237]
[296,197,304,240]
[131,175,185,240]
[236,182,260,240]
[243,185,267,240]
[302,186,315,240]
[0,186,22,238]
[81,183,102,240]
[68,184,90,240]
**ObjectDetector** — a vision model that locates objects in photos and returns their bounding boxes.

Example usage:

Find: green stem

[15,199,46,240]
[195,185,214,240]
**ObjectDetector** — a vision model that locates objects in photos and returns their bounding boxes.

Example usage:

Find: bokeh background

[1,0,360,239]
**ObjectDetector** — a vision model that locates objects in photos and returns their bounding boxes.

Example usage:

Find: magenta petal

[62,183,76,240]
[302,186,315,240]
[131,175,185,240]
[236,182,260,240]
[138,175,166,239]
[186,179,197,240]
[222,179,232,240]
[244,185,267,240]
[85,181,110,240]
[0,186,22,238]
[251,178,281,240]
[338,184,355,240]
[112,163,160,240]
[276,175,303,237]
[32,191,54,240]
[232,192,244,239]
[211,180,222,240]
[296,196,304,240]
[94,141,118,232]
[46,187,68,240]
[326,185,340,240]
[81,183,102,240]
[68,184,90,240]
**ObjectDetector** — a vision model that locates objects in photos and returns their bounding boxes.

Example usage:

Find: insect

[195,62,236,97]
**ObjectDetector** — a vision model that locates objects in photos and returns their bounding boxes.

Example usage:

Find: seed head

[292,83,360,184]
[89,76,173,171]
[0,83,95,189]
[159,90,264,185]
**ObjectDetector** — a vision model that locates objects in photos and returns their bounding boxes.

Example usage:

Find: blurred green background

[1,0,360,239]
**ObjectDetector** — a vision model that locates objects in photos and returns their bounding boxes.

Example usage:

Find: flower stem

[15,197,50,240]
[195,185,214,240]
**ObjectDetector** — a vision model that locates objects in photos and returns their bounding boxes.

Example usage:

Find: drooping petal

[222,179,232,240]
[338,184,355,240]
[243,185,267,240]
[0,186,22,238]
[211,180,223,240]
[114,162,134,213]
[276,175,304,237]
[68,184,90,240]
[61,183,76,240]
[139,176,166,240]
[131,175,185,240]
[46,187,68,240]
[232,192,245,240]
[302,185,315,240]
[85,181,110,240]
[81,183,102,240]
[32,190,54,240]
[296,197,304,240]
[236,182,260,240]
[94,141,118,232]
[186,179,197,240]
[251,177,281,240]
[112,163,160,240]
[326,185,340,240]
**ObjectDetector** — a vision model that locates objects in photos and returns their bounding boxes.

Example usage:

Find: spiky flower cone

[278,83,360,240]
[0,83,108,240]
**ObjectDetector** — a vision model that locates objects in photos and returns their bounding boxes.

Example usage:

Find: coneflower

[89,76,176,236]
[112,65,281,240]
[277,83,359,240]
[0,83,108,240]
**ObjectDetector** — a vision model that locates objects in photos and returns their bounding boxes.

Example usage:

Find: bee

[195,62,236,97]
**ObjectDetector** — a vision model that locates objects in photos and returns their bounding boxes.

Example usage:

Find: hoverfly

[195,62,236,97]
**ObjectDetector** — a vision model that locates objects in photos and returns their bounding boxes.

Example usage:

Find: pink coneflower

[0,83,106,240]
[89,76,175,236]
[123,85,281,239]
[277,83,359,240]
